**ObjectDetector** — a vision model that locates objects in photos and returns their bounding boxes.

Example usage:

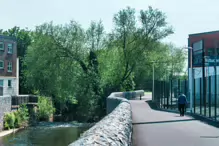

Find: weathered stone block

[69,90,144,146]
[69,102,132,146]
[0,95,12,131]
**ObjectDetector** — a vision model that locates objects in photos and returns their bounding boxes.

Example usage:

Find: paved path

[131,94,219,146]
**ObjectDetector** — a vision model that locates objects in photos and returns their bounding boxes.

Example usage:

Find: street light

[184,46,193,113]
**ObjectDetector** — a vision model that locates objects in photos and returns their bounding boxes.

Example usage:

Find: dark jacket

[178,94,187,104]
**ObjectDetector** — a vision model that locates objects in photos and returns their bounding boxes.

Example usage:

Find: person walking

[178,92,188,116]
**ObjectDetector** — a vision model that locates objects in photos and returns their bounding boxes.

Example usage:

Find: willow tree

[100,6,173,91]
[24,20,106,122]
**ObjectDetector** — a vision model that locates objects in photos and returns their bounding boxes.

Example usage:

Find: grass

[144,92,152,94]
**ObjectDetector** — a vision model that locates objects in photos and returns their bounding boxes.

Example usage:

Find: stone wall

[69,90,144,146]
[0,95,12,131]
[107,90,144,114]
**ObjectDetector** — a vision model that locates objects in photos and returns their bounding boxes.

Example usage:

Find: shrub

[14,104,29,128]
[4,104,29,130]
[37,96,55,121]
[4,112,15,130]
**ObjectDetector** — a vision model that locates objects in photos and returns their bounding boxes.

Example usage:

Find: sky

[1,0,219,47]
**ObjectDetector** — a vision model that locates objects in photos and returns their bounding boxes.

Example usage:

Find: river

[0,122,89,146]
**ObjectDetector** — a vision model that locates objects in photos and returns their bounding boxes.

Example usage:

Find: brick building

[187,31,219,115]
[188,31,219,68]
[0,35,19,96]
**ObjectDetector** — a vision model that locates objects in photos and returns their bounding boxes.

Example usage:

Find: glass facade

[154,77,219,121]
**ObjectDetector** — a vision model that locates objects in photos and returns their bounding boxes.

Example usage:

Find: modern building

[188,30,219,78]
[188,30,219,114]
[0,35,19,96]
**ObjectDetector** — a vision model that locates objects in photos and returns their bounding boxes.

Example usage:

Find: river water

[0,122,89,146]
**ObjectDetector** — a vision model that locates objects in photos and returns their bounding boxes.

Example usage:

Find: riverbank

[0,128,20,137]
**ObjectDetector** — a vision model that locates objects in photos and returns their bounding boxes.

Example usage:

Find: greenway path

[131,94,219,146]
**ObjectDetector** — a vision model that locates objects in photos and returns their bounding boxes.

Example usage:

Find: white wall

[0,77,18,96]
[193,66,219,78]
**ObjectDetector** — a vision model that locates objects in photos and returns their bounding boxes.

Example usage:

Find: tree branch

[51,36,88,73]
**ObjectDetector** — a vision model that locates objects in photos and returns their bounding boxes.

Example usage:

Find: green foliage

[4,112,15,130]
[1,26,31,57]
[134,42,186,90]
[37,96,55,121]
[120,74,136,91]
[0,6,185,122]
[23,22,81,104]
[74,73,103,122]
[4,104,29,130]
[14,104,29,128]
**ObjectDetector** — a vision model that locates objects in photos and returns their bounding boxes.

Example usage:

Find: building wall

[188,31,219,106]
[189,31,219,56]
[0,36,19,96]
[0,95,11,131]
[0,77,18,96]
[0,35,17,77]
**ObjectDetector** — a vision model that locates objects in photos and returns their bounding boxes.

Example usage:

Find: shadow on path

[200,136,219,139]
[133,119,196,125]
[145,100,219,128]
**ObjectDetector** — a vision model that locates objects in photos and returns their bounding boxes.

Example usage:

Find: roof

[0,35,17,41]
[189,30,219,37]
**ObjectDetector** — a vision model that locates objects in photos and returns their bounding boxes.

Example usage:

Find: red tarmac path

[131,94,219,146]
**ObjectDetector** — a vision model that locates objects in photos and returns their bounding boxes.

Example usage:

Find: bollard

[140,95,142,100]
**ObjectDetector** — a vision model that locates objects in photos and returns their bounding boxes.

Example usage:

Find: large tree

[134,43,186,90]
[24,20,106,122]
[23,6,182,122]
[101,6,173,91]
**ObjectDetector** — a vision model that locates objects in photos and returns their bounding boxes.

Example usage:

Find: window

[8,80,12,87]
[0,42,4,51]
[0,80,3,87]
[8,43,13,54]
[0,60,4,69]
[7,62,12,72]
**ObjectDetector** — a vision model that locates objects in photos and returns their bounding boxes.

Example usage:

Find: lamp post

[148,61,158,101]
[185,47,193,113]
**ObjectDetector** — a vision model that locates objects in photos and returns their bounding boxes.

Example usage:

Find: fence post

[209,76,211,118]
[178,79,180,95]
[167,81,169,109]
[160,81,162,108]
[193,78,196,113]
[162,81,164,108]
[170,79,173,109]
[204,76,207,116]
[200,78,202,115]
[164,81,166,109]
[215,74,217,121]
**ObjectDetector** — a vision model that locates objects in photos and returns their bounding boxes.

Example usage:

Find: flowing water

[0,122,89,146]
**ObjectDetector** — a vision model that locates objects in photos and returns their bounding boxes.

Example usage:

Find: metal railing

[154,77,219,121]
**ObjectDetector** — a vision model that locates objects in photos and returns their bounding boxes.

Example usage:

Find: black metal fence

[154,76,219,121]
[11,95,38,106]
[11,95,38,110]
